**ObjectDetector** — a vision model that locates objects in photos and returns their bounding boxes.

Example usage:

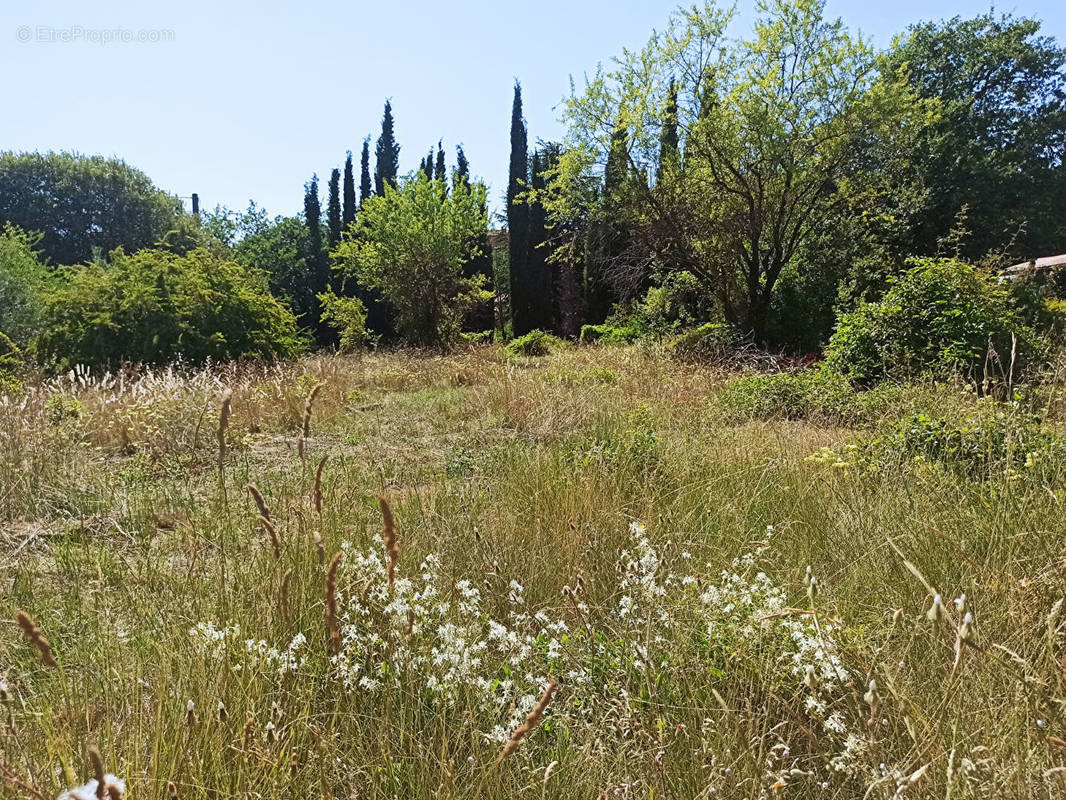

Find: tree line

[1,0,1064,372]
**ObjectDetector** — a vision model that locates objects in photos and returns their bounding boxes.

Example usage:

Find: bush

[37,247,304,368]
[716,369,859,422]
[826,404,1066,481]
[825,258,1043,386]
[0,225,52,349]
[640,271,714,335]
[318,289,370,352]
[580,319,644,344]
[504,329,566,357]
[669,323,737,361]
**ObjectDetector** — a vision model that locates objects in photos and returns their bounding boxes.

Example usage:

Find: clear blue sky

[4,0,1064,220]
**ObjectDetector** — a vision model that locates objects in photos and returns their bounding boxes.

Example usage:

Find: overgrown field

[3,345,1066,799]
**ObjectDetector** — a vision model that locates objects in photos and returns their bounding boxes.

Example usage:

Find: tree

[434,142,446,184]
[333,174,490,344]
[656,78,680,183]
[421,149,434,180]
[507,81,534,334]
[342,152,357,234]
[551,0,924,341]
[303,175,331,342]
[231,212,315,326]
[0,151,183,265]
[455,145,470,188]
[374,101,401,197]
[327,168,342,248]
[359,139,373,205]
[37,247,303,368]
[881,13,1066,260]
[525,149,554,332]
[0,225,52,349]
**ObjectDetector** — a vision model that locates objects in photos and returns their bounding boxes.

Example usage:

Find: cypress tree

[434,142,446,184]
[342,152,356,234]
[455,144,470,188]
[327,168,342,248]
[374,101,400,196]
[507,81,532,335]
[359,138,372,204]
[421,149,434,180]
[656,78,680,184]
[527,148,553,332]
[604,114,629,196]
[302,174,330,343]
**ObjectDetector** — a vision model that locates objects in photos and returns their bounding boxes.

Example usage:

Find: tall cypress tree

[421,149,434,180]
[434,142,446,184]
[359,138,373,204]
[507,81,532,335]
[455,144,470,188]
[342,152,356,234]
[527,149,553,332]
[327,168,342,248]
[374,101,400,196]
[656,79,680,184]
[303,174,330,343]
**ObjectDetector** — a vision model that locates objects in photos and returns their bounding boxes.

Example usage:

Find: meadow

[2,343,1066,799]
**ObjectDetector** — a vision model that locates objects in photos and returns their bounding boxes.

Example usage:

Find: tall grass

[1,345,1065,798]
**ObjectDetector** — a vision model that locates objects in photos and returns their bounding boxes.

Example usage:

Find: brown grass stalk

[313,456,327,515]
[497,677,558,762]
[217,389,232,466]
[88,745,105,800]
[260,516,281,560]
[379,496,399,590]
[246,484,271,521]
[325,551,342,655]
[15,610,57,667]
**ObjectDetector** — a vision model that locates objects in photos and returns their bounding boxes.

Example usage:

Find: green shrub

[825,258,1043,386]
[37,247,304,368]
[861,405,1065,480]
[716,369,858,422]
[505,329,566,357]
[0,225,53,350]
[318,289,370,352]
[640,271,714,335]
[669,323,736,361]
[580,319,644,344]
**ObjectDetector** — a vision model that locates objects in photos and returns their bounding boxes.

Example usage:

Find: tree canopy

[0,151,184,265]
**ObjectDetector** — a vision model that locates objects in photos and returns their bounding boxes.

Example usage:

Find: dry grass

[1,344,1066,798]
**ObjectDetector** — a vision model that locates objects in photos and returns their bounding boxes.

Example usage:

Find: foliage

[504,329,565,357]
[334,174,490,345]
[824,258,1043,386]
[318,289,370,352]
[579,319,644,345]
[374,101,400,197]
[0,225,53,349]
[669,322,737,362]
[549,0,928,340]
[0,151,184,265]
[822,403,1066,482]
[881,13,1066,260]
[36,247,303,368]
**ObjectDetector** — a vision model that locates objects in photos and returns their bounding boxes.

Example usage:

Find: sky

[4,0,1065,221]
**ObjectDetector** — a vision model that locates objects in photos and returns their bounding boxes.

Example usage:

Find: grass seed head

[14,610,57,667]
